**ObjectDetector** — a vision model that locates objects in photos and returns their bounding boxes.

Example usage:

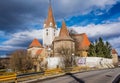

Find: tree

[57,47,76,68]
[0,58,10,69]
[104,41,112,58]
[88,43,96,57]
[10,50,34,72]
[88,37,112,58]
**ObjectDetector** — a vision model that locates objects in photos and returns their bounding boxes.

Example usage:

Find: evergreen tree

[88,43,96,57]
[88,37,112,58]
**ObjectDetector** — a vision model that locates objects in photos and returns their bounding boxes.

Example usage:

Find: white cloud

[71,22,120,39]
[108,36,120,48]
[0,45,24,51]
[70,22,120,54]
[54,0,119,17]
[3,29,43,46]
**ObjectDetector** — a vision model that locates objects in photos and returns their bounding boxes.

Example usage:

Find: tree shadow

[66,73,85,83]
[112,74,120,83]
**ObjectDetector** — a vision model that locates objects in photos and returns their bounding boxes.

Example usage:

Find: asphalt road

[30,68,120,83]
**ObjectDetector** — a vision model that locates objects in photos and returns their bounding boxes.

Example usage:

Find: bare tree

[10,50,34,72]
[57,47,76,69]
[0,58,10,69]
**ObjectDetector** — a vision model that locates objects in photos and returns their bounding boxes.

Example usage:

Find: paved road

[30,68,120,83]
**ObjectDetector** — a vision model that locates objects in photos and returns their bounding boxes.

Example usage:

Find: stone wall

[53,40,75,56]
[46,57,114,69]
[76,57,114,68]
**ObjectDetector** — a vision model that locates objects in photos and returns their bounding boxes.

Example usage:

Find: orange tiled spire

[44,0,56,28]
[29,38,42,48]
[59,21,70,37]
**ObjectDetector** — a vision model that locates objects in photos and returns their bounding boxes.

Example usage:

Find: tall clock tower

[43,0,57,47]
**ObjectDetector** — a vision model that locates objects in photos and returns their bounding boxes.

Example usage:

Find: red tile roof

[44,3,56,28]
[112,49,118,54]
[36,49,43,55]
[80,33,90,50]
[71,33,90,50]
[29,38,43,48]
[59,21,70,37]
[54,21,74,42]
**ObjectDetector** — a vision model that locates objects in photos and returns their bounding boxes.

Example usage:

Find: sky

[0,0,120,56]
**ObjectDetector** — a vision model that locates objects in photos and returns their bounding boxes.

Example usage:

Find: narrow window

[46,32,48,36]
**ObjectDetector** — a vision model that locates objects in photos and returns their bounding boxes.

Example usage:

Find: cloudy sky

[0,0,120,56]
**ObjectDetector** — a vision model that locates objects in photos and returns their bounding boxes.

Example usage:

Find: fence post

[15,78,17,83]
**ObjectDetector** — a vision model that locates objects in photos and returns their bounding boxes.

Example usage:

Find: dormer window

[46,29,48,36]
[55,25,57,28]
[44,24,46,27]
[50,22,53,27]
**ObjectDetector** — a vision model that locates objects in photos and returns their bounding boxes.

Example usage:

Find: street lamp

[47,48,51,56]
[47,48,51,69]
[72,53,75,67]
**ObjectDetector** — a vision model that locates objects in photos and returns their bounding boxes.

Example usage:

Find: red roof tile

[80,33,90,50]
[112,49,118,54]
[53,21,74,42]
[44,2,56,28]
[29,38,42,48]
[36,49,43,55]
[71,33,90,50]
[59,21,70,37]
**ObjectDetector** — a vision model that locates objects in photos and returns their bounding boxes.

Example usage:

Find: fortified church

[27,1,90,70]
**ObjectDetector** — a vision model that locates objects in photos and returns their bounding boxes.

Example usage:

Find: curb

[26,68,117,83]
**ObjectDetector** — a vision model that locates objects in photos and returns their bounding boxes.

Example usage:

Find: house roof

[44,2,56,29]
[59,21,70,37]
[29,38,43,48]
[80,33,90,50]
[71,33,90,50]
[53,21,74,42]
[112,49,118,54]
[36,49,43,55]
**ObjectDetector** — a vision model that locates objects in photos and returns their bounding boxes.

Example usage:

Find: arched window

[46,32,48,36]
[46,29,48,36]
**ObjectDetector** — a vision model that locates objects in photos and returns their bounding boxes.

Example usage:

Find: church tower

[43,0,57,47]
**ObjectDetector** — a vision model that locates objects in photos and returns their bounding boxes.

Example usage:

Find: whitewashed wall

[76,57,114,68]
[47,57,114,69]
[47,57,61,69]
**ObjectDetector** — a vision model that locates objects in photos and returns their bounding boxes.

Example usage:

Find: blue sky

[0,0,120,56]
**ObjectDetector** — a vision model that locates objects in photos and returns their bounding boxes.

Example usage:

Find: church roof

[71,33,90,50]
[112,49,118,54]
[36,49,43,55]
[44,2,56,29]
[80,33,90,50]
[53,21,74,42]
[59,21,70,37]
[29,38,43,48]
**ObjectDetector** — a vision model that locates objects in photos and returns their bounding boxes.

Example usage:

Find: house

[111,49,119,66]
[27,1,91,70]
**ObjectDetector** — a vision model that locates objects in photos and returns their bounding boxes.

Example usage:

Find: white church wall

[46,57,114,69]
[47,57,61,69]
[43,27,57,46]
[76,57,114,68]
